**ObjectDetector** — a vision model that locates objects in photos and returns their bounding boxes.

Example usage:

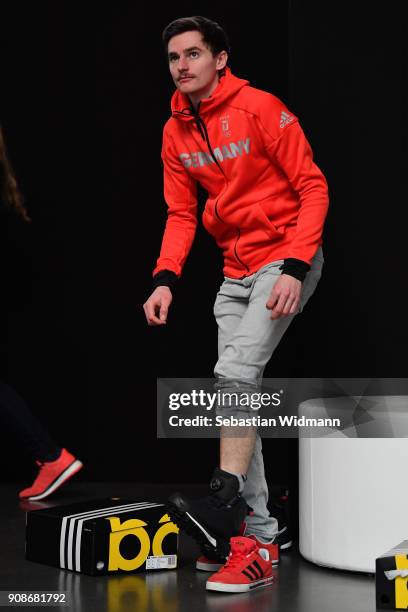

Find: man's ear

[216,51,228,71]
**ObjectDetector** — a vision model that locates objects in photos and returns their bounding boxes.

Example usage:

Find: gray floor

[0,483,377,611]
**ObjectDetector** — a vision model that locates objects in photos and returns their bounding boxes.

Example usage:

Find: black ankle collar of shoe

[209,468,241,505]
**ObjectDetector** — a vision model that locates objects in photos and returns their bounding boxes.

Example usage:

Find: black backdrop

[1,3,406,485]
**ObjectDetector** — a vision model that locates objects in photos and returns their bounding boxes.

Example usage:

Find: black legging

[0,381,61,462]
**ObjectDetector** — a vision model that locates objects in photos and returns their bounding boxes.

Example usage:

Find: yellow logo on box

[107,513,179,571]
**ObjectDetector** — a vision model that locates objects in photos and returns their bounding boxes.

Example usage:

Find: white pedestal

[298,396,408,572]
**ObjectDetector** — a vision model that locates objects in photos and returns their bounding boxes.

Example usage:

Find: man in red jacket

[143,16,329,593]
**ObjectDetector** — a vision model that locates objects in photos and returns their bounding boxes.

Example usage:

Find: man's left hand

[266,274,302,319]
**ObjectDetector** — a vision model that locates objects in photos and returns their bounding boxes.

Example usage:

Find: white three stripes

[59,502,164,571]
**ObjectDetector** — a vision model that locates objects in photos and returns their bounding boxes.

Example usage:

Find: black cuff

[279,258,311,282]
[152,270,178,293]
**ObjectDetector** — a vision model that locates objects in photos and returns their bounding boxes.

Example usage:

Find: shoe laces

[223,549,249,570]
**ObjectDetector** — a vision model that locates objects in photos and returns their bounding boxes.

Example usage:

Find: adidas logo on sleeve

[279,110,295,128]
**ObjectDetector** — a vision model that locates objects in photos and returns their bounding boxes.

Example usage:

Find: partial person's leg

[213,285,255,483]
[0,381,83,500]
[214,267,290,540]
[0,381,61,461]
[166,250,323,562]
[214,249,324,540]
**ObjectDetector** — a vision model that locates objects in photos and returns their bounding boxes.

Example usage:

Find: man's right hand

[143,286,173,326]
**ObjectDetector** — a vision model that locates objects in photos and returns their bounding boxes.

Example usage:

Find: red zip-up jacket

[153,67,329,281]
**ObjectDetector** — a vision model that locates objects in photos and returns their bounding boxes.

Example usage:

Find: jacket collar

[170,66,249,121]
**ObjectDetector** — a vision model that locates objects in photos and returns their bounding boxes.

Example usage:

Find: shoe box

[25,498,179,576]
[376,540,408,609]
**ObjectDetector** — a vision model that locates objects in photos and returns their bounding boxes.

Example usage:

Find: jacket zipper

[193,108,250,273]
[233,229,248,272]
[194,112,225,223]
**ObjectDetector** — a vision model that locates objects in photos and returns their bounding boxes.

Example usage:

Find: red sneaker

[206,536,276,593]
[18,449,83,501]
[196,521,248,572]
[246,533,279,565]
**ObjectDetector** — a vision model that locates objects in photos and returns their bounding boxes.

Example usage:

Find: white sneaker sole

[206,575,274,592]
[25,460,83,501]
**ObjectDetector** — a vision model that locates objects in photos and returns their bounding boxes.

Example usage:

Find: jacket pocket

[253,202,283,240]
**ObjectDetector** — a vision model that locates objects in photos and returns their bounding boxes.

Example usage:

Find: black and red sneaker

[167,468,251,562]
[196,521,248,571]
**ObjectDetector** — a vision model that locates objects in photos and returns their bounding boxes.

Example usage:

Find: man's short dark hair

[162,16,231,58]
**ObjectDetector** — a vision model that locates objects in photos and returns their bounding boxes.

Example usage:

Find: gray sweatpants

[213,247,324,540]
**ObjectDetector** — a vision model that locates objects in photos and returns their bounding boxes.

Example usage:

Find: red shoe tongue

[230,536,257,555]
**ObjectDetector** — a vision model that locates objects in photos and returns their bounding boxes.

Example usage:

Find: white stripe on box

[59,502,163,569]
[74,503,163,571]
[68,503,162,571]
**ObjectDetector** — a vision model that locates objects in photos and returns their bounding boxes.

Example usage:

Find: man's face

[167,30,227,97]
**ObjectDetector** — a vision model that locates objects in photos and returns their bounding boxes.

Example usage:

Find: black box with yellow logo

[376,541,408,609]
[25,498,179,575]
